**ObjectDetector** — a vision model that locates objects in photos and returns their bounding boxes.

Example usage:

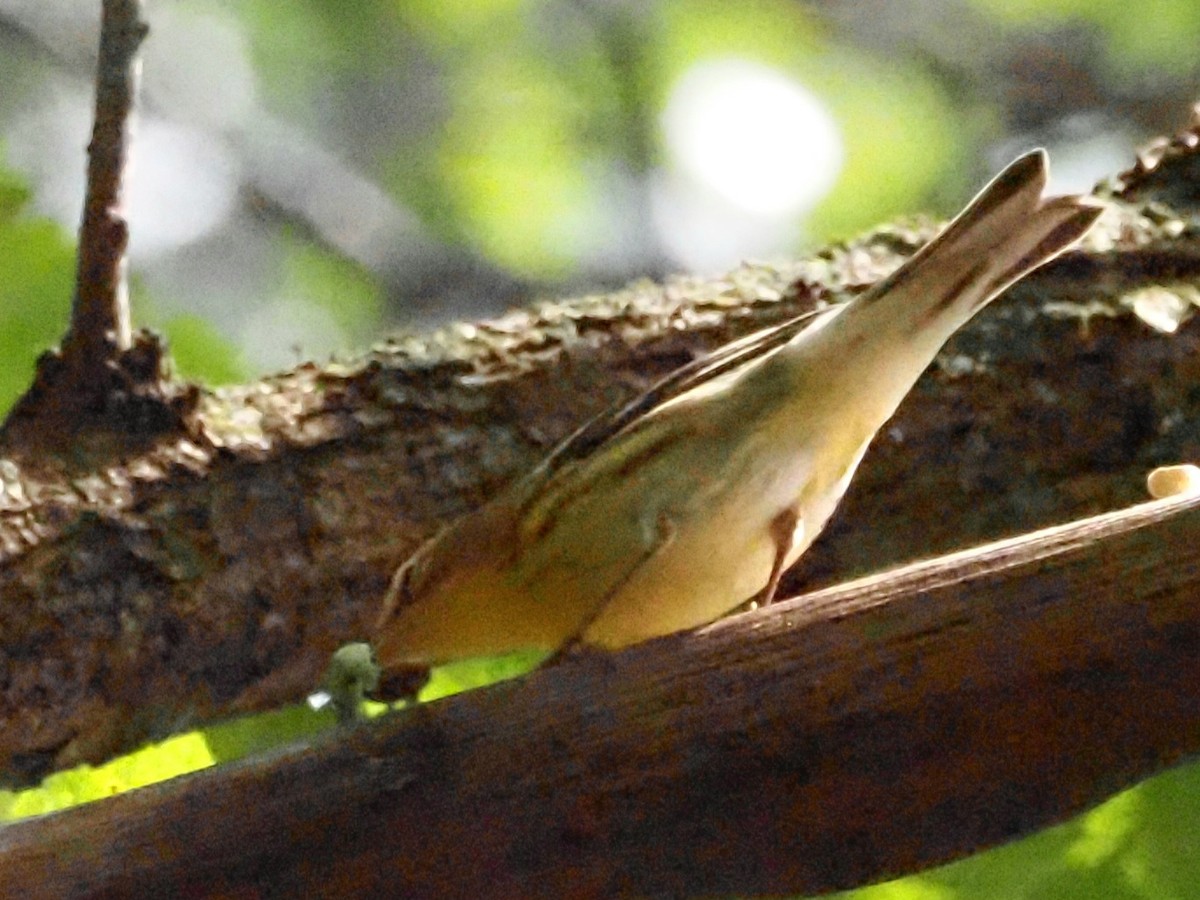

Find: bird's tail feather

[856,149,1103,336]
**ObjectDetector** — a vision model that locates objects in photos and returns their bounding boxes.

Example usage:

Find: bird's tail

[847,150,1103,347]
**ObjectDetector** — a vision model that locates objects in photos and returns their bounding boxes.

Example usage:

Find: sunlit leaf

[0,733,214,823]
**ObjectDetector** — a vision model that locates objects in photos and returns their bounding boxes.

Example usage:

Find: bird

[372,150,1103,678]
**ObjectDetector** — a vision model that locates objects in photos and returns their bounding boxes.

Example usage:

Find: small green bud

[324,642,380,725]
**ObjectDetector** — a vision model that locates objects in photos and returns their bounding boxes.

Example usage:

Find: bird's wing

[532,306,832,478]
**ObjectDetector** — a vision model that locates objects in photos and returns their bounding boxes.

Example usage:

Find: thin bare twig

[0,2,193,459]
[60,0,146,376]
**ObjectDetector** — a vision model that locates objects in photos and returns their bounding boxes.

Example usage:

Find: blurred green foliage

[277,231,385,339]
[0,731,213,821]
[384,0,961,276]
[0,650,542,824]
[654,0,960,237]
[0,165,74,414]
[150,314,246,385]
[967,0,1200,76]
[0,158,248,413]
[843,761,1200,899]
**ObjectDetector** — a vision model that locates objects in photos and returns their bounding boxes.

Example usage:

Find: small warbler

[373,150,1103,675]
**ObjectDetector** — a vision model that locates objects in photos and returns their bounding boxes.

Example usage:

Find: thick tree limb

[2,489,1199,898]
[1,113,1199,786]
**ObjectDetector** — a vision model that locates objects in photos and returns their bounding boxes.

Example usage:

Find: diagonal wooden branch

[0,114,1198,787]
[3,489,1200,898]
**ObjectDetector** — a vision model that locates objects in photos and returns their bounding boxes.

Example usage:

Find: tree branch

[0,110,1197,787]
[63,0,144,370]
[0,2,196,458]
[2,490,1200,897]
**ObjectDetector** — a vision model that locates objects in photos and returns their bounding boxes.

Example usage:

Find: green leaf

[155,314,247,386]
[0,216,75,416]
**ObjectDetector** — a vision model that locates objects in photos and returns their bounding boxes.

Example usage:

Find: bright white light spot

[649,172,788,272]
[6,87,240,260]
[142,5,257,131]
[662,59,842,217]
[239,297,348,373]
[1126,285,1200,335]
[127,120,241,257]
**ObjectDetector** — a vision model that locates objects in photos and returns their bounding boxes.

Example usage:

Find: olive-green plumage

[374,150,1103,671]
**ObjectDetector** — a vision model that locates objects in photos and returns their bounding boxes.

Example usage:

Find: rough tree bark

[2,488,1200,898]
[3,114,1199,786]
[0,94,1199,892]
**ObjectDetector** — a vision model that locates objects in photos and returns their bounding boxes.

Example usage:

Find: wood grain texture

[2,490,1199,898]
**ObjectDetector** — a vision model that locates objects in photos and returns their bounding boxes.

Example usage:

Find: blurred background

[0,0,1194,401]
